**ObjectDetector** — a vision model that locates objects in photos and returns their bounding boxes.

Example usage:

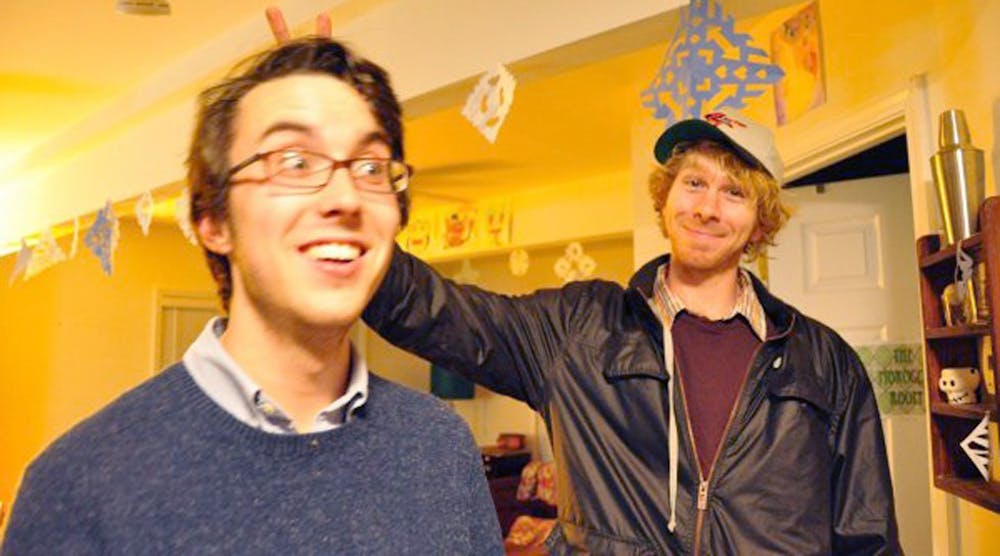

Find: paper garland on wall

[68,217,80,259]
[462,64,517,143]
[25,229,67,279]
[641,0,784,125]
[8,239,32,286]
[135,190,154,236]
[398,198,511,259]
[84,200,120,276]
[960,414,991,481]
[509,248,529,277]
[175,189,199,246]
[554,242,596,283]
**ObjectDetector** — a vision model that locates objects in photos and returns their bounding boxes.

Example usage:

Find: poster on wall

[770,1,826,126]
[855,343,924,416]
[398,198,512,260]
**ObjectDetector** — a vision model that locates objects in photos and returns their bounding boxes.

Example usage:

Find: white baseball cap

[653,110,784,184]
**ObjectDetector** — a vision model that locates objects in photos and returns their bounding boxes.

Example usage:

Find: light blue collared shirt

[183,317,368,434]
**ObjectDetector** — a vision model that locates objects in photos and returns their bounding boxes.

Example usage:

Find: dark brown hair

[187,37,409,311]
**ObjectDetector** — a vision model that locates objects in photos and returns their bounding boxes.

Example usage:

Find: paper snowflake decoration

[554,242,596,283]
[960,414,991,481]
[84,200,120,276]
[175,189,198,246]
[509,248,530,277]
[25,229,67,279]
[462,64,517,143]
[136,190,154,236]
[8,239,32,286]
[641,0,785,125]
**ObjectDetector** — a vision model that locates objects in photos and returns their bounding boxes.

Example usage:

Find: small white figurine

[938,367,981,405]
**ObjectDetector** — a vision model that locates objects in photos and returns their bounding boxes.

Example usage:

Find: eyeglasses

[226,148,411,194]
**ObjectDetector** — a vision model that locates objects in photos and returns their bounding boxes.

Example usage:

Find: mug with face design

[938,367,981,405]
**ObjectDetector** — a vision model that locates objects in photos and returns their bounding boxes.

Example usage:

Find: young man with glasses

[2,38,502,554]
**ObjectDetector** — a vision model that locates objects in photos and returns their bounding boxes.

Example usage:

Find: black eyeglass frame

[224,148,412,194]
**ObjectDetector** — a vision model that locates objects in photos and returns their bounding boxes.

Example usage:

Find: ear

[196,215,233,256]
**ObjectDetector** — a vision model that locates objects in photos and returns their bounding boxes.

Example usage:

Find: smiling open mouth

[303,242,364,263]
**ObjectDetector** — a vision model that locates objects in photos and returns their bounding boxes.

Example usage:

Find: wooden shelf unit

[917,196,1000,513]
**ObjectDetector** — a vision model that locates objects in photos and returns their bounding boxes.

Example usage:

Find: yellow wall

[0,221,214,526]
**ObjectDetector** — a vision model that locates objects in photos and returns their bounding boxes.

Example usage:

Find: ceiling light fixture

[116,0,171,16]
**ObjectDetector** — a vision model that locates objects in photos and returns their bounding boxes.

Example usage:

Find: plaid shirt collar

[650,263,768,340]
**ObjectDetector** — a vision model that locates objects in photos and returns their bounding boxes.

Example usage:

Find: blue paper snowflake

[641,0,784,125]
[84,201,118,276]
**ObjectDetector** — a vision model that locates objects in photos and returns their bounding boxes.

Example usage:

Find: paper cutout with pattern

[960,414,991,481]
[462,64,517,143]
[84,200,120,276]
[554,242,596,283]
[8,239,32,286]
[509,248,530,277]
[25,229,67,279]
[175,189,198,245]
[641,0,785,126]
[69,217,80,258]
[136,190,154,236]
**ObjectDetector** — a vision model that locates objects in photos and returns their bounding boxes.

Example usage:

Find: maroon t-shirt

[672,312,761,476]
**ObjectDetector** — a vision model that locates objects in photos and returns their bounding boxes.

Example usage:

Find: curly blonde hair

[648,140,791,261]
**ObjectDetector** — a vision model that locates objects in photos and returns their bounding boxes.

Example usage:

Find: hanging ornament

[462,63,517,143]
[509,248,530,277]
[960,414,991,481]
[69,217,80,259]
[25,229,67,279]
[8,239,33,286]
[175,189,198,246]
[84,200,120,276]
[452,259,481,284]
[641,0,784,126]
[136,190,154,236]
[553,242,597,283]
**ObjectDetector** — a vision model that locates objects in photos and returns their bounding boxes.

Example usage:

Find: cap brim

[653,119,761,172]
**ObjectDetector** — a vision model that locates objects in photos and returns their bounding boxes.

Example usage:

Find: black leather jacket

[363,247,900,555]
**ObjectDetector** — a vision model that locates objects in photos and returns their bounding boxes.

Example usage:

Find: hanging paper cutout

[175,189,198,245]
[960,414,991,481]
[641,0,784,126]
[452,259,481,284]
[69,217,80,259]
[25,229,67,279]
[84,200,120,276]
[462,63,517,143]
[509,248,530,277]
[136,190,154,236]
[8,239,32,286]
[554,242,597,283]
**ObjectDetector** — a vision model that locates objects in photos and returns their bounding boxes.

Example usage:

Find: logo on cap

[704,112,746,129]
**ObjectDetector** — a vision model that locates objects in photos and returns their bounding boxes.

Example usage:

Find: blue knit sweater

[2,364,503,555]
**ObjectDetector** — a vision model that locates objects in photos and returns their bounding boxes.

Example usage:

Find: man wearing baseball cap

[362,104,900,553]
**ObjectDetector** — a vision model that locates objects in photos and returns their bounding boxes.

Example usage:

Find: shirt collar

[183,317,369,434]
[650,263,768,340]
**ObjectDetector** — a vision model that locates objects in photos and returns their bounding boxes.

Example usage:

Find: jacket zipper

[675,341,765,556]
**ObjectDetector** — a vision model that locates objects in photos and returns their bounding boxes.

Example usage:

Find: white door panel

[769,173,931,555]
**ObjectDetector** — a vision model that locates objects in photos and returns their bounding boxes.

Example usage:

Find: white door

[768,173,932,555]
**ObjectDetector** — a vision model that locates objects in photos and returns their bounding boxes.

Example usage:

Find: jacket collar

[629,254,795,336]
